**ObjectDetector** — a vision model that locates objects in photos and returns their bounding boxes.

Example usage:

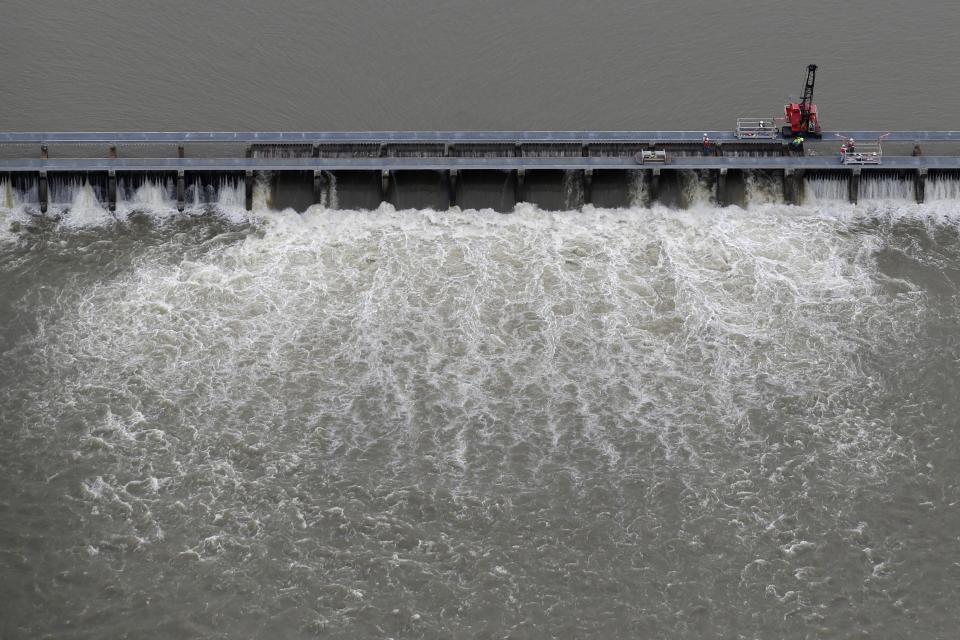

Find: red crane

[783,64,822,138]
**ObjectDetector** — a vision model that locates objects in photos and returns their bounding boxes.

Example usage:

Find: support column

[176,170,185,212]
[513,144,523,210]
[448,169,458,209]
[583,169,593,206]
[245,170,253,210]
[783,169,804,205]
[380,170,390,204]
[313,170,325,206]
[650,169,661,205]
[107,170,117,212]
[39,145,49,214]
[849,168,860,204]
[38,171,48,214]
[716,168,727,206]
[916,168,927,204]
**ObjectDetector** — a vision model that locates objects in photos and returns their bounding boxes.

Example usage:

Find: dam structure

[5,131,960,213]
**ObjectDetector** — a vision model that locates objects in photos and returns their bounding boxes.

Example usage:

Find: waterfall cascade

[859,175,912,201]
[804,175,848,203]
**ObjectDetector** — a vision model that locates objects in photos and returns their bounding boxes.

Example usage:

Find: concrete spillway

[3,131,960,212]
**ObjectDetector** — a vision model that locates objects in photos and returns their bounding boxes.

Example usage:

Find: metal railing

[735,118,779,139]
[841,142,882,165]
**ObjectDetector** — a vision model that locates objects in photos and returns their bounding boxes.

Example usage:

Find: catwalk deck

[0,155,952,172]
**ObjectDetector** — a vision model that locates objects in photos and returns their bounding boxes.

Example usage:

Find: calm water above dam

[2,0,960,132]
[4,2,960,639]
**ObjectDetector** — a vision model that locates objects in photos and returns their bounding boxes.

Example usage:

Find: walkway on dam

[4,131,960,144]
[1,155,957,172]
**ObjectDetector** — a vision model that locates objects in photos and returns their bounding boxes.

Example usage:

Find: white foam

[117,178,177,218]
[59,181,114,229]
[744,171,784,206]
[680,170,714,207]
[39,205,927,484]
[628,170,648,207]
[7,201,950,633]
[252,171,272,211]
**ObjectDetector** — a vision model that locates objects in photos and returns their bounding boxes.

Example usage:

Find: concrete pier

[107,170,117,212]
[716,168,728,206]
[176,170,185,212]
[447,169,457,208]
[916,168,927,204]
[245,171,253,210]
[783,169,803,204]
[380,170,389,204]
[38,171,48,213]
[849,168,861,204]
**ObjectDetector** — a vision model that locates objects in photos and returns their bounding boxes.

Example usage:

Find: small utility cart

[840,140,882,165]
[634,150,670,164]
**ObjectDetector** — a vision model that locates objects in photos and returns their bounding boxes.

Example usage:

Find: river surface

[2,198,960,639]
[2,0,959,132]
[4,2,960,639]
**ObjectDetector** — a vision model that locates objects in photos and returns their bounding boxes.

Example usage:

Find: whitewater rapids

[1,200,959,639]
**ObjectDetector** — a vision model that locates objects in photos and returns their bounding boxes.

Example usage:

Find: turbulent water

[2,197,960,639]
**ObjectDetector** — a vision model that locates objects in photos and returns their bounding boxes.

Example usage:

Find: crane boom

[799,64,817,127]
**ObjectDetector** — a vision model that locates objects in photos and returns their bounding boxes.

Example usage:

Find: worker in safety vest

[790,136,804,153]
